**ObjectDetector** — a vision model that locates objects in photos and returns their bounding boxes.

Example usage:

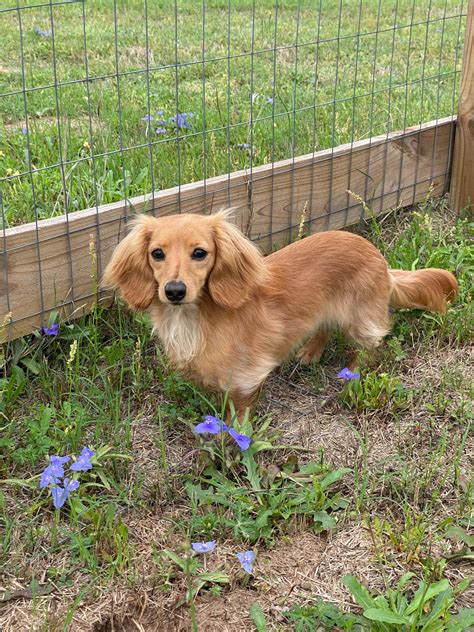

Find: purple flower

[229,428,251,451]
[192,540,216,553]
[42,322,59,336]
[266,96,274,104]
[194,415,227,435]
[33,26,52,38]
[51,478,80,509]
[337,368,360,380]
[237,550,255,573]
[70,447,95,472]
[142,114,154,122]
[50,455,70,468]
[155,127,167,135]
[169,112,193,130]
[21,126,28,135]
[40,465,62,488]
[39,454,70,488]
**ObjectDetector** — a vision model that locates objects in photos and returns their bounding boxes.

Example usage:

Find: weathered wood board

[451,0,474,215]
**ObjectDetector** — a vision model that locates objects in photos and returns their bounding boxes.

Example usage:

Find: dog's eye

[151,248,165,261]
[192,248,207,260]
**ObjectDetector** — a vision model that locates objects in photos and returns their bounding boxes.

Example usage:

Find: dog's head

[103,210,267,310]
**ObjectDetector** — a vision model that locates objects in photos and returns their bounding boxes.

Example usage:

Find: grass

[0,200,472,629]
[0,0,467,225]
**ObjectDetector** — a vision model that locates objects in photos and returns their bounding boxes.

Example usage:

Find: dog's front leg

[227,388,261,423]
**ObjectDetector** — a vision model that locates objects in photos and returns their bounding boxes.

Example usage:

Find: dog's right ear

[103,215,156,311]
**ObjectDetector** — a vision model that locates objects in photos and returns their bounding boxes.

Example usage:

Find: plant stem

[51,507,60,548]
[184,557,198,632]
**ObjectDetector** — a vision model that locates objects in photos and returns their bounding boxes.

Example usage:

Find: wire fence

[0,0,468,339]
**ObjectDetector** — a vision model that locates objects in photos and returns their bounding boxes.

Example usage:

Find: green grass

[0,0,466,225]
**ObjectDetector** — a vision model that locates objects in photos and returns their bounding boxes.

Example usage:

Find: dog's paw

[296,345,320,365]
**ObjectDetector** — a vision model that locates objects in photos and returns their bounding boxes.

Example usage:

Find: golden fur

[103,210,458,417]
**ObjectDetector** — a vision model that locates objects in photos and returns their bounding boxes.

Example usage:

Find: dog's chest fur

[155,304,202,367]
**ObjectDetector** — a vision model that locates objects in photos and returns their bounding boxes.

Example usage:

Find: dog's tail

[389,268,458,314]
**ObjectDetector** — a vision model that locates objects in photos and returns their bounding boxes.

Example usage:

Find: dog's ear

[208,212,267,309]
[103,215,156,311]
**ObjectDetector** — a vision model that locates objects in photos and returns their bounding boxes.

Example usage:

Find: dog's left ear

[208,213,267,309]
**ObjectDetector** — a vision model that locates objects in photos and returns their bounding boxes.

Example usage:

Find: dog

[103,210,458,418]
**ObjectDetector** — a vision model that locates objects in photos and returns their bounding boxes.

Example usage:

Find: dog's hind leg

[344,307,390,352]
[296,330,330,364]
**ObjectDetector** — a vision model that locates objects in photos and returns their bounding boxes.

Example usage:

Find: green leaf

[342,575,377,611]
[197,571,229,584]
[161,549,186,571]
[446,525,474,547]
[446,608,474,631]
[250,602,267,631]
[405,579,450,616]
[20,357,42,375]
[320,468,352,490]
[363,608,410,625]
[419,591,452,630]
[95,469,112,491]
[453,577,471,596]
[250,440,274,454]
[242,451,262,492]
[396,572,416,592]
[313,510,336,531]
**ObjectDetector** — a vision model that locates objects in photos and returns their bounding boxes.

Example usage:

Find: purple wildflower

[337,368,360,380]
[42,322,59,336]
[39,454,70,488]
[192,540,216,553]
[50,455,70,468]
[141,114,154,122]
[237,550,255,573]
[40,466,62,489]
[33,26,52,38]
[169,112,193,130]
[70,447,95,472]
[51,478,80,509]
[21,126,28,135]
[266,96,274,104]
[155,127,167,135]
[194,415,227,435]
[228,428,251,451]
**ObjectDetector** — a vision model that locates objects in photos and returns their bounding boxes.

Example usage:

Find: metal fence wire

[0,0,468,340]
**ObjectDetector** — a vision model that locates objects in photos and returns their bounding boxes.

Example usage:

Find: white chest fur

[155,304,202,366]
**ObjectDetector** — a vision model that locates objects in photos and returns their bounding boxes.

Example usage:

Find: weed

[343,573,473,631]
[340,371,410,412]
[283,598,363,630]
[186,409,350,544]
[161,544,229,631]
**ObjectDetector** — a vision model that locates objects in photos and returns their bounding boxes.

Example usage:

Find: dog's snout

[165,281,187,303]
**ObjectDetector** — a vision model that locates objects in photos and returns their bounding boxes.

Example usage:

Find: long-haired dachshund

[104,210,458,417]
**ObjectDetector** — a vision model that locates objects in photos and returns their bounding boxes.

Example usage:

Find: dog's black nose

[165,281,187,303]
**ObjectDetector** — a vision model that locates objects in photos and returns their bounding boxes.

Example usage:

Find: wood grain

[451,0,474,215]
[0,117,455,341]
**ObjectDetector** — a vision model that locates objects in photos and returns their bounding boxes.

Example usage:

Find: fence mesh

[0,0,467,339]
